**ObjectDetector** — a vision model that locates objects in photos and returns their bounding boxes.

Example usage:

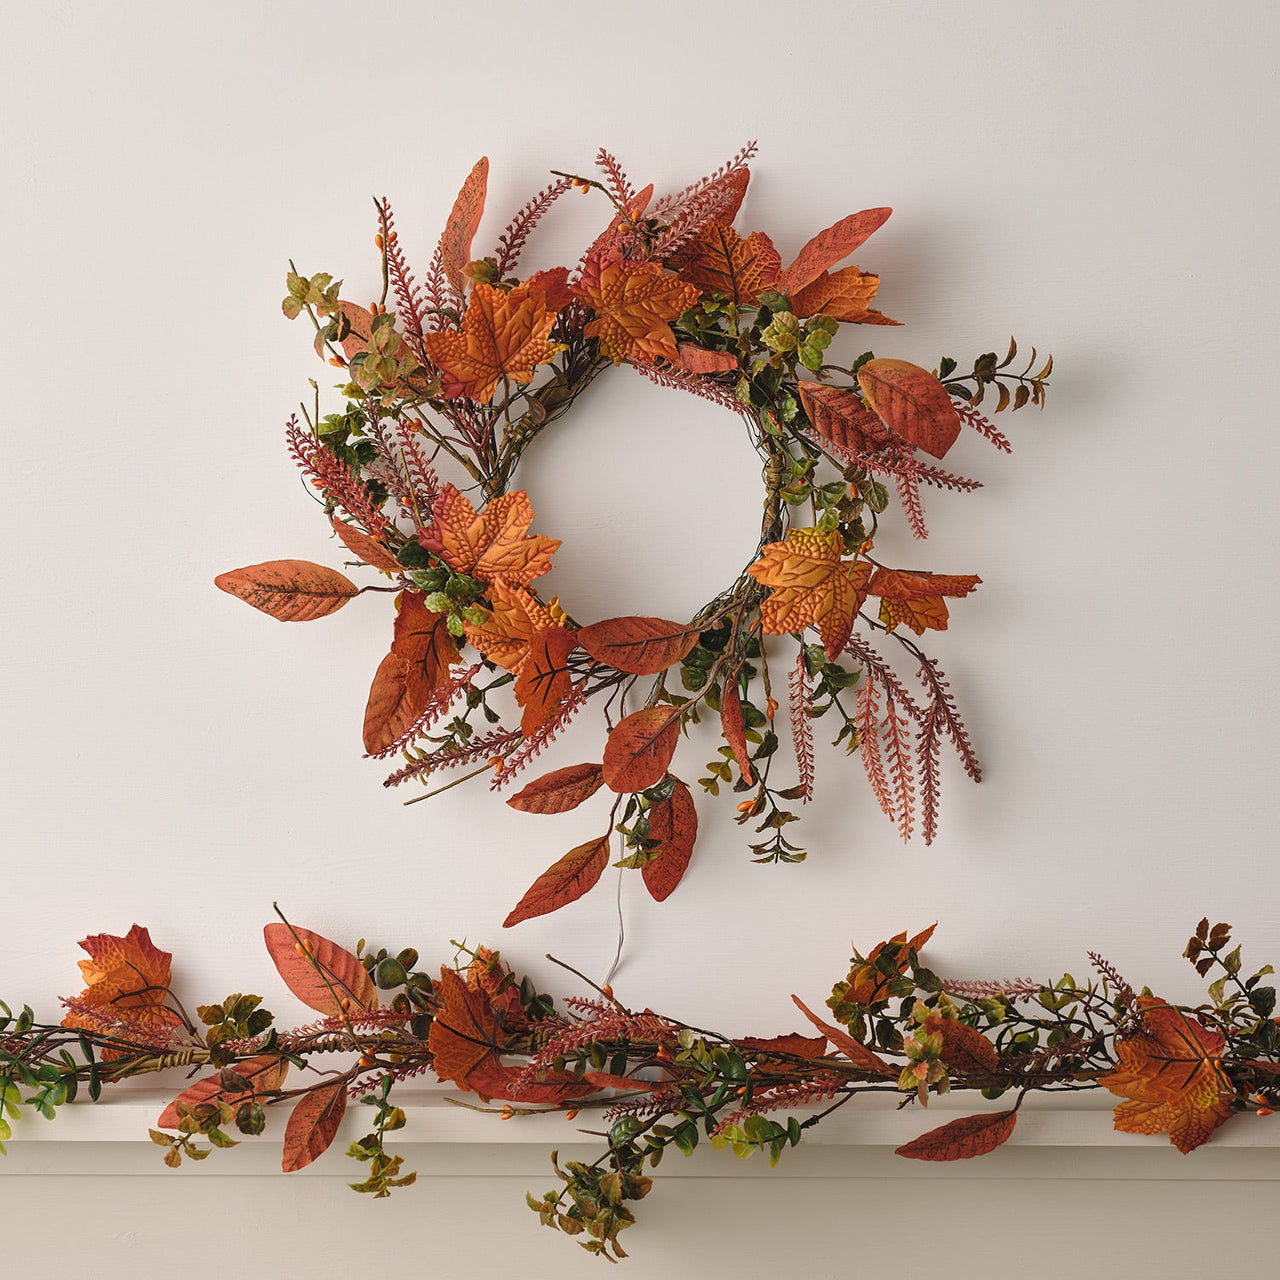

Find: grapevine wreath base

[215,146,1054,923]
[0,918,1274,1260]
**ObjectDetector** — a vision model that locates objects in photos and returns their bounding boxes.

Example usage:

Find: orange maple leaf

[421,276,566,403]
[669,222,782,306]
[572,257,700,365]
[791,266,899,325]
[746,528,873,660]
[867,568,981,635]
[463,579,565,671]
[61,925,185,1059]
[1101,997,1236,1153]
[418,484,559,587]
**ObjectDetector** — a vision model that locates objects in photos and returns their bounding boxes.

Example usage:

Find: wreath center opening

[516,370,764,622]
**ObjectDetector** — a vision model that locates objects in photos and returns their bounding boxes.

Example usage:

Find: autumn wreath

[216,146,1052,923]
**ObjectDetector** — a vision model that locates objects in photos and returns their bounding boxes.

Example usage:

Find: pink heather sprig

[491,682,588,791]
[956,401,1013,453]
[383,727,523,790]
[286,415,392,538]
[788,649,815,803]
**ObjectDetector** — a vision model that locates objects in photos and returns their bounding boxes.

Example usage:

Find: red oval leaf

[282,1079,347,1171]
[502,836,611,927]
[642,779,699,902]
[602,707,683,793]
[262,923,378,1016]
[157,1055,287,1130]
[926,1016,1000,1076]
[856,358,962,460]
[719,682,754,784]
[578,616,702,676]
[675,343,739,374]
[797,382,891,456]
[780,207,892,296]
[467,1063,594,1105]
[895,1109,1018,1162]
[331,518,402,572]
[440,156,489,292]
[214,560,358,622]
[506,763,605,815]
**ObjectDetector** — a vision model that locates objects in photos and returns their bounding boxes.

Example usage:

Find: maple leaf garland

[218,145,1053,912]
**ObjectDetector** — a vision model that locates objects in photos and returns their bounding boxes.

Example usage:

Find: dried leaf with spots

[214,560,359,622]
[670,223,781,306]
[675,343,739,374]
[736,1034,828,1059]
[419,484,559,587]
[282,1079,347,1171]
[572,257,700,365]
[719,681,754,784]
[602,706,683,793]
[791,996,895,1077]
[797,382,891,457]
[857,358,962,459]
[514,626,577,736]
[465,1063,593,1105]
[362,591,461,754]
[502,836,612,927]
[642,778,699,902]
[439,157,489,293]
[506,763,605,815]
[1100,997,1235,1153]
[867,568,981,636]
[791,266,898,325]
[262,923,378,1017]
[746,528,873,661]
[330,518,402,572]
[779,207,892,296]
[925,1016,1000,1076]
[464,579,563,671]
[896,1109,1018,1162]
[421,279,565,404]
[577,615,702,675]
[158,1055,288,1130]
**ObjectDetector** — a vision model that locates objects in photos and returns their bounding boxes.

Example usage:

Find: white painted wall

[2,2,1278,1274]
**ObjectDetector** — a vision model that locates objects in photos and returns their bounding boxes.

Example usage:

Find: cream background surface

[2,2,1277,1274]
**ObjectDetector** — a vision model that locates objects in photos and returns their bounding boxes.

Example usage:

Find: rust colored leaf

[421,279,565,404]
[896,1110,1018,1162]
[466,1062,594,1105]
[514,626,577,736]
[602,706,683,793]
[791,266,898,325]
[502,836,611,927]
[642,778,699,902]
[736,1034,828,1059]
[719,681,754,784]
[675,343,739,374]
[926,1016,1000,1076]
[428,965,500,1087]
[419,483,559,587]
[214,560,359,622]
[842,925,937,1007]
[262,923,378,1017]
[362,590,461,754]
[464,579,563,671]
[867,568,981,636]
[507,763,605,815]
[158,1055,288,1129]
[330,518,402,572]
[573,257,700,365]
[780,207,892,296]
[747,528,873,660]
[440,156,489,293]
[1100,997,1235,1153]
[798,382,891,456]
[791,996,894,1076]
[335,300,372,362]
[857,358,962,460]
[282,1079,348,1171]
[670,223,781,306]
[577,615,702,675]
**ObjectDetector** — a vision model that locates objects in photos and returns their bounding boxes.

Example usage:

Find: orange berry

[737,800,754,813]
[489,755,505,772]
[602,984,614,999]
[765,697,778,720]
[1259,1107,1275,1117]
[341,997,351,1012]
[328,357,344,367]
[374,234,384,250]
[500,1105,514,1119]
[358,1054,376,1067]
[564,1108,580,1121]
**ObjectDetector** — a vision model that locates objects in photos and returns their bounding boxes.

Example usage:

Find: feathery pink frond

[492,175,573,277]
[286,415,392,537]
[789,648,815,803]
[956,401,1013,452]
[490,681,588,790]
[382,726,522,789]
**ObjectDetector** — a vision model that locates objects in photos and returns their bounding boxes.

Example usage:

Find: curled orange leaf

[779,207,892,296]
[867,568,981,636]
[439,156,489,293]
[856,358,962,459]
[464,579,563,672]
[331,518,402,572]
[791,266,898,325]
